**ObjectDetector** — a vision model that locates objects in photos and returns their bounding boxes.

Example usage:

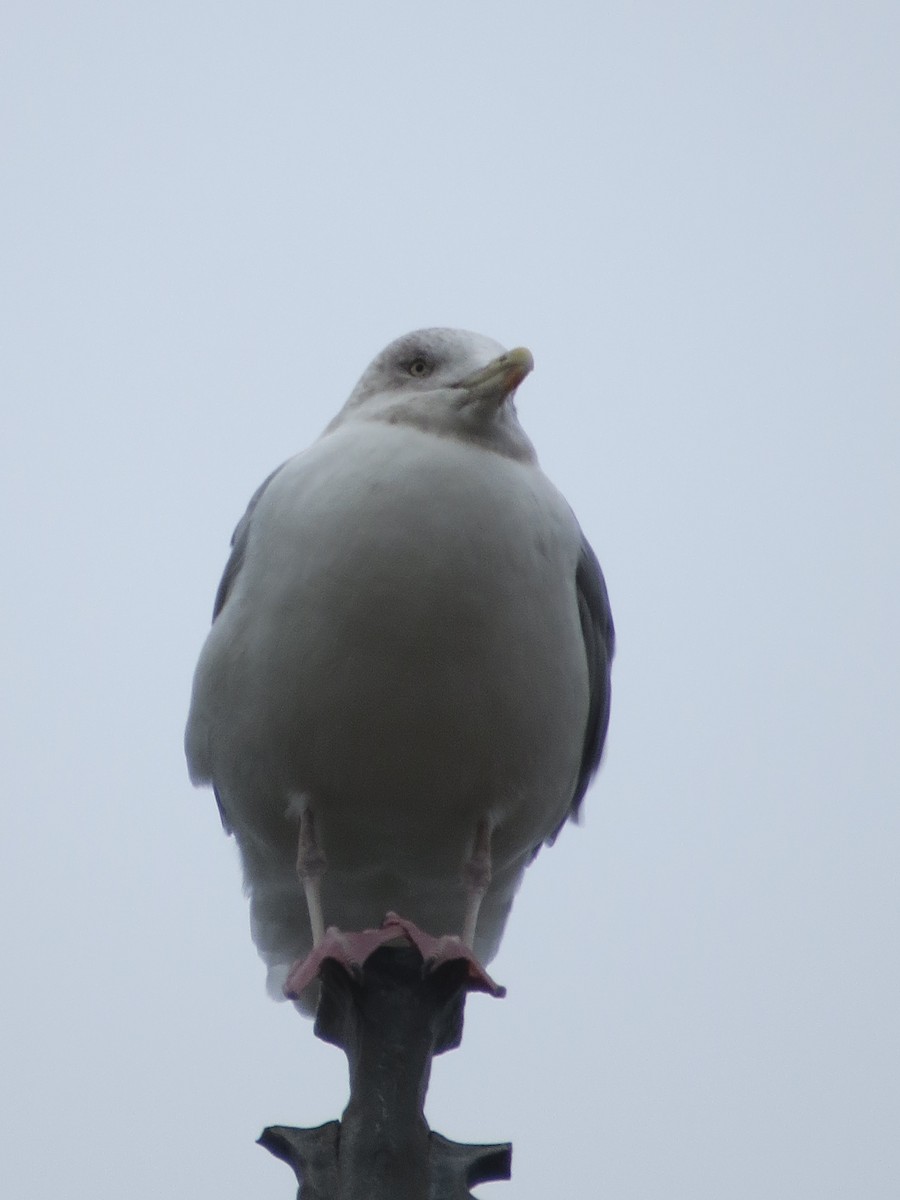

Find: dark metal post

[259,941,511,1199]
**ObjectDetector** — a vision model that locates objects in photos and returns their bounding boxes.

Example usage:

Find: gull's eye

[407,357,431,378]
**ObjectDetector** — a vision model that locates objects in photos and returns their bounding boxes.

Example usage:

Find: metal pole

[260,941,511,1199]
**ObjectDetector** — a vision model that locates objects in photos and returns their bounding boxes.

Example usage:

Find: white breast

[186,420,590,986]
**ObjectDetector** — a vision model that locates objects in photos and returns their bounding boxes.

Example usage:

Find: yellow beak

[452,346,534,400]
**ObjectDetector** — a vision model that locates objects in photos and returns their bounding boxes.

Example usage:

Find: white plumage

[185,328,613,1010]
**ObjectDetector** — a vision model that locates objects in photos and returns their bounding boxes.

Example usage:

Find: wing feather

[211,464,286,621]
[570,534,615,819]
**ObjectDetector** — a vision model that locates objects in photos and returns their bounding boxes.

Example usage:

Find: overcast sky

[3,3,898,1197]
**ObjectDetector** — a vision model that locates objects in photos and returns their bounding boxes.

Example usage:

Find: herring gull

[185,327,614,1011]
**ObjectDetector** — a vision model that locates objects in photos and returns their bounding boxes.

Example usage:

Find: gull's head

[330,328,537,461]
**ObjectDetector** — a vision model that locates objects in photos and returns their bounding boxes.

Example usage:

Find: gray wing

[211,463,286,621]
[209,462,287,832]
[545,534,614,846]
[570,534,615,817]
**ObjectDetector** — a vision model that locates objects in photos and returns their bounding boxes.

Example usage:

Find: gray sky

[3,3,898,1196]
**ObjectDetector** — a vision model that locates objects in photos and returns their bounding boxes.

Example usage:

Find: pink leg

[283,815,506,1003]
[296,807,326,946]
[461,819,493,947]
